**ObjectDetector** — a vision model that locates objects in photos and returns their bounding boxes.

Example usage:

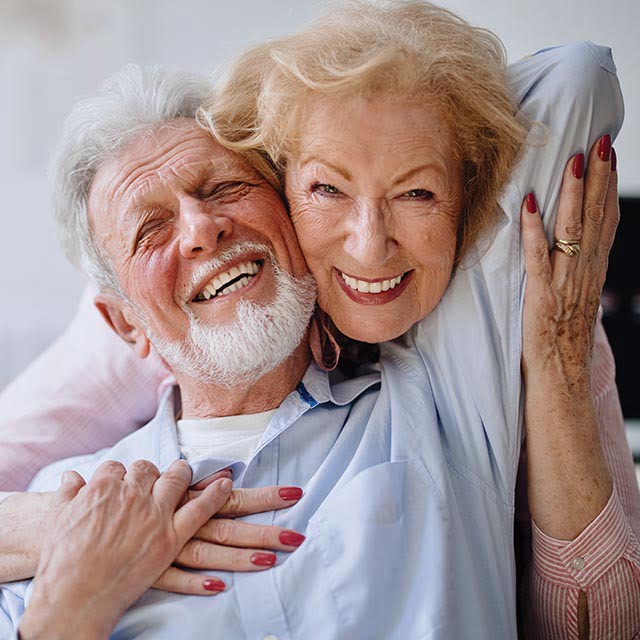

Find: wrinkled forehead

[86,119,279,236]
[92,120,256,204]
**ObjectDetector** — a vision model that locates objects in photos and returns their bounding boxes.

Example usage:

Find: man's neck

[176,342,312,419]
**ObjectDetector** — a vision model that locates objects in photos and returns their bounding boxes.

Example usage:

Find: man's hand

[19,459,233,640]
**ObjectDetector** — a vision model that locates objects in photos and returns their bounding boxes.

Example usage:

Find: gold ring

[553,238,581,257]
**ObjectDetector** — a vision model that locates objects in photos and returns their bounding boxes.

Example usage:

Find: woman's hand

[155,474,305,593]
[19,459,233,640]
[520,135,617,539]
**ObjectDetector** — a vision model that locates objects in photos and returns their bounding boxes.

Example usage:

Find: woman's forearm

[0,492,49,583]
[524,370,612,540]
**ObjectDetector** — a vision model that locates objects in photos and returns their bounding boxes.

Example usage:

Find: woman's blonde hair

[200,0,528,259]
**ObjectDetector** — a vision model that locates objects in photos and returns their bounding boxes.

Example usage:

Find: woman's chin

[332,310,415,344]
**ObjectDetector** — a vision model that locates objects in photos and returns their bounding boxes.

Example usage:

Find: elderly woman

[1,1,638,638]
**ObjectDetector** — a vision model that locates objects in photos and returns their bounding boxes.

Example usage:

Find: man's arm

[18,461,231,640]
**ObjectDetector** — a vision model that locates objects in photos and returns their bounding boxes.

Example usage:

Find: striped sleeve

[526,317,640,639]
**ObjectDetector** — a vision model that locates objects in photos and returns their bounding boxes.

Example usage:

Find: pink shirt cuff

[531,486,634,588]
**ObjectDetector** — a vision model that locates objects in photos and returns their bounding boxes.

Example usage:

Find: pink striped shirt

[0,291,638,637]
[518,318,640,639]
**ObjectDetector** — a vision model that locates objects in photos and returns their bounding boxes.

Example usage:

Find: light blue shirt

[0,42,622,640]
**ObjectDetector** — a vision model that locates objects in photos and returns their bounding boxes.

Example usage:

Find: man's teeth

[195,261,260,301]
[340,272,403,294]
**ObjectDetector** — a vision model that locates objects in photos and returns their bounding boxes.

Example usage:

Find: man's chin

[152,269,317,389]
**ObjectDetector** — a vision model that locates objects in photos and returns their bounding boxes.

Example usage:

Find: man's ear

[94,292,151,359]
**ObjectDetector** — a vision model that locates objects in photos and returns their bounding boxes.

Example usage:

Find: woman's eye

[404,189,434,200]
[311,183,341,196]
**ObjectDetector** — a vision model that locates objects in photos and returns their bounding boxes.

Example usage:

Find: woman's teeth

[194,261,261,302]
[340,272,403,293]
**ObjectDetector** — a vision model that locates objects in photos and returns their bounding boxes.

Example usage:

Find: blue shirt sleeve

[502,41,624,241]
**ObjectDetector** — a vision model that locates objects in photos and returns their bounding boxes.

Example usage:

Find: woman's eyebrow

[392,164,446,186]
[299,155,352,181]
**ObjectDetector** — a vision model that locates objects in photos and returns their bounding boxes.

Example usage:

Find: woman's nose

[342,199,397,267]
[178,196,233,259]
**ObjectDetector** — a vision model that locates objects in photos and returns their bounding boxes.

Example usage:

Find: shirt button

[571,556,585,570]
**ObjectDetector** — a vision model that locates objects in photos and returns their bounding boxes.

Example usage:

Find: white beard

[146,244,316,388]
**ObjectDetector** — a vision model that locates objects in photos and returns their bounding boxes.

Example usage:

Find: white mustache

[181,241,274,301]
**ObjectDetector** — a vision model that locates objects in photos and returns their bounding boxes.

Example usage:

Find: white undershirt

[176,409,277,464]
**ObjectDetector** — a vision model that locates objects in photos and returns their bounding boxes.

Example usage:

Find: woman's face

[285,97,464,342]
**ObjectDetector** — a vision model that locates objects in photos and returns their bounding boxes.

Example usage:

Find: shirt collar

[150,362,381,484]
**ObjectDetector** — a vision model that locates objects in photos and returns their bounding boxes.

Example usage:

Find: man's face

[88,119,312,379]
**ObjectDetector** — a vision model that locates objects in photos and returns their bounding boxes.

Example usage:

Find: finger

[191,468,233,492]
[196,519,306,551]
[125,459,161,495]
[579,150,619,321]
[173,478,234,543]
[90,460,127,483]
[176,539,277,572]
[581,134,612,257]
[215,486,303,518]
[521,192,552,289]
[594,149,619,266]
[550,154,585,287]
[153,566,225,596]
[153,460,193,513]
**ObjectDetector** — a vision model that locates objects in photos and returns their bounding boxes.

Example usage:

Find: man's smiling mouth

[193,260,264,302]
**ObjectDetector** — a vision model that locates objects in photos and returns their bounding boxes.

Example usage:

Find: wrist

[20,583,116,640]
[0,492,50,582]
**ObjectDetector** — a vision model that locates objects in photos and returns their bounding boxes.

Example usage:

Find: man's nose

[178,196,233,259]
[342,199,397,267]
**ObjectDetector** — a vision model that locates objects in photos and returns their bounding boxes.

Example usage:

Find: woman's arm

[0,286,169,491]
[0,480,306,593]
[520,144,640,638]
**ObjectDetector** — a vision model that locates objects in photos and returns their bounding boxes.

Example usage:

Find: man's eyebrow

[298,155,353,181]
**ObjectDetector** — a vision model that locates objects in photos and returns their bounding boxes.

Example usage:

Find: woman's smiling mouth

[335,268,414,305]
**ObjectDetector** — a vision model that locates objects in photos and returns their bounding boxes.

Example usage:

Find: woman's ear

[94,292,151,359]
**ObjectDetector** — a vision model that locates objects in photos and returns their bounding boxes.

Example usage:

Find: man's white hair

[49,63,213,290]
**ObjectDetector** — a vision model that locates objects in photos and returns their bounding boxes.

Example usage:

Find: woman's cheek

[290,202,337,255]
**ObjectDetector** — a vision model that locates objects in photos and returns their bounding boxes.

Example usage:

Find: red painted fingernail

[279,530,306,547]
[251,552,277,567]
[572,153,585,179]
[611,147,617,172]
[526,192,537,214]
[598,134,611,162]
[203,578,225,592]
[278,487,303,501]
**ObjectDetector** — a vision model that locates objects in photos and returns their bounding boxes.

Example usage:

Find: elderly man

[0,50,633,638]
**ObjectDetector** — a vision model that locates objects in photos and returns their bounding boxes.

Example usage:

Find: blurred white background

[0,0,638,388]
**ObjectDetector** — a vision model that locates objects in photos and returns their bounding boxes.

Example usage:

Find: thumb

[173,478,233,543]
[52,470,86,511]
